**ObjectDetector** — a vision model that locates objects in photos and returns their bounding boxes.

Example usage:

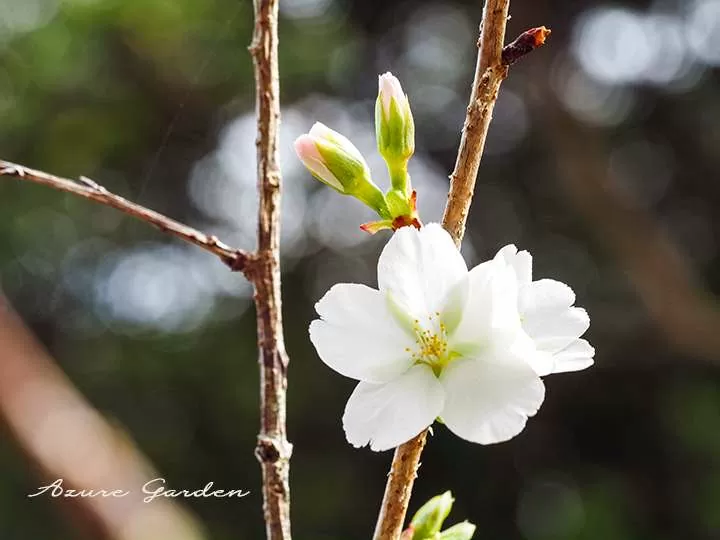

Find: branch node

[226,250,260,277]
[255,435,293,464]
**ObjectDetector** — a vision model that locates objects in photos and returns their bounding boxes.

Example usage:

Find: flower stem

[388,160,410,195]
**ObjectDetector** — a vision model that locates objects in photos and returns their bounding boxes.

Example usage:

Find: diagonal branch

[442,0,511,245]
[441,25,550,246]
[249,0,293,538]
[0,297,207,540]
[0,159,255,273]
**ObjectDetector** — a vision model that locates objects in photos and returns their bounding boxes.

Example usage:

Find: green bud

[376,72,415,192]
[295,122,390,218]
[410,491,454,539]
[437,521,476,540]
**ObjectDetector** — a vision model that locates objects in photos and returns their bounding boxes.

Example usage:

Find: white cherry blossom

[493,245,594,377]
[309,224,592,451]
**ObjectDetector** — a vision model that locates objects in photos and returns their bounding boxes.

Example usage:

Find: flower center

[406,312,455,376]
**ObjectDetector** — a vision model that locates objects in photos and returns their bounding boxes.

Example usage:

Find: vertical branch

[373,1,511,538]
[250,0,292,539]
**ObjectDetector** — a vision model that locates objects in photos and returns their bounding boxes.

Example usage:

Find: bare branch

[442,0,512,246]
[249,0,293,537]
[372,431,428,540]
[0,159,255,273]
[2,3,292,539]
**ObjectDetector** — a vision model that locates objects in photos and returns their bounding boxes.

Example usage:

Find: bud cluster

[294,72,420,233]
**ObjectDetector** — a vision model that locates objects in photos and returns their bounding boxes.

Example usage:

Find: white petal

[440,355,545,445]
[377,224,467,322]
[527,349,556,377]
[520,279,575,314]
[343,365,444,451]
[310,284,415,383]
[450,259,520,354]
[522,307,590,354]
[495,244,518,261]
[489,259,523,341]
[495,244,532,287]
[551,338,595,373]
[512,330,555,377]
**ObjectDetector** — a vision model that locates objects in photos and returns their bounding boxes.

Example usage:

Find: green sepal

[360,219,394,234]
[386,189,413,219]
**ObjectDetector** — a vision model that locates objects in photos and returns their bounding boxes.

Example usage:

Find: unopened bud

[295,122,389,217]
[376,72,415,191]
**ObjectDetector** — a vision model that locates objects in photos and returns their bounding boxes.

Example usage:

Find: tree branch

[2,3,293,538]
[442,0,512,246]
[0,159,255,273]
[249,0,293,538]
[372,431,428,540]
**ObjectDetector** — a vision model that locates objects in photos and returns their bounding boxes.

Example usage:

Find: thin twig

[442,0,512,246]
[373,1,515,538]
[249,0,293,538]
[0,159,254,273]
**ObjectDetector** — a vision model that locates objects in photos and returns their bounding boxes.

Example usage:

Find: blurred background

[0,0,719,538]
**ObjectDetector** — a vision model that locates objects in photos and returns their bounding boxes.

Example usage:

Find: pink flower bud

[376,72,415,168]
[294,132,342,191]
[378,72,407,118]
[294,122,390,217]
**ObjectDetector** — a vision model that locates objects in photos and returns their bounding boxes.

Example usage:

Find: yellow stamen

[408,313,454,376]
